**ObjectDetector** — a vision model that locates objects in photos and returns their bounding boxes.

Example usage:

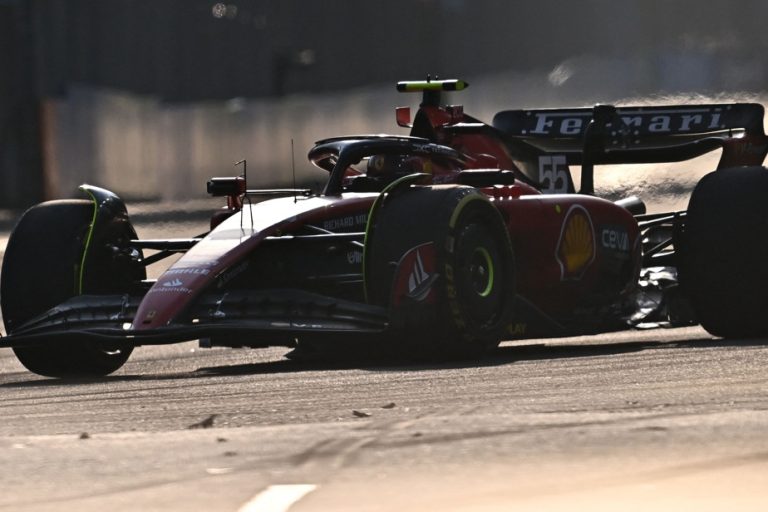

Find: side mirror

[207,176,245,197]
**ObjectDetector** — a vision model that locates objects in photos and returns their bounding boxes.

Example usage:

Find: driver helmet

[367,154,424,177]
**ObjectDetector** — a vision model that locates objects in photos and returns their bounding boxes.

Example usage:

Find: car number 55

[538,155,569,194]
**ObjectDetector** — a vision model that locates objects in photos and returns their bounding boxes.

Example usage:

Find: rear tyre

[680,166,768,337]
[366,186,515,358]
[1,200,138,377]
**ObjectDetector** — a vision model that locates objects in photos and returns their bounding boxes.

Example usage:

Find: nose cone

[132,270,215,329]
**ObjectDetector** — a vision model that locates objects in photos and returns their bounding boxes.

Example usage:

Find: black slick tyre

[366,185,515,358]
[681,166,768,337]
[1,200,139,377]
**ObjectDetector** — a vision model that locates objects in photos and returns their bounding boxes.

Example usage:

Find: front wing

[0,290,390,349]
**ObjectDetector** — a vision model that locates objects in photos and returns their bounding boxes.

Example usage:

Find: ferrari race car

[2,79,768,377]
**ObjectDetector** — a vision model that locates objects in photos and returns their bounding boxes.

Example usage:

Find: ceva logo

[601,228,629,252]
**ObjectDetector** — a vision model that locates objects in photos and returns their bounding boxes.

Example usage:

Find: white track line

[238,484,318,512]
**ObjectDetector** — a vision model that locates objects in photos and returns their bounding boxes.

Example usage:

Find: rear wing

[394,80,768,194]
[493,103,768,193]
[493,103,767,164]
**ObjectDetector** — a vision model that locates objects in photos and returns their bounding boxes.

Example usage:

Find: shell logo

[556,205,595,280]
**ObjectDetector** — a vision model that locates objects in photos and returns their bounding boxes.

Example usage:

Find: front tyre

[366,185,515,357]
[12,344,132,379]
[1,200,138,377]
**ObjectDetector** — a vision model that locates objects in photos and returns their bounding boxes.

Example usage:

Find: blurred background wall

[2,0,768,206]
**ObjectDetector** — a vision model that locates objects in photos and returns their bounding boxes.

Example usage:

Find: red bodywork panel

[133,194,377,330]
[411,104,522,172]
[494,190,640,317]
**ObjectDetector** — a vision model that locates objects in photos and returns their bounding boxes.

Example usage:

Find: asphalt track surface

[2,221,768,511]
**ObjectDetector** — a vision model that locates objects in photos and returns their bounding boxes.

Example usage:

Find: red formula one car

[2,79,768,377]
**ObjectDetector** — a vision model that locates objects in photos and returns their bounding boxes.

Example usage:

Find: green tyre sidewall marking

[77,187,99,295]
[473,246,494,298]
